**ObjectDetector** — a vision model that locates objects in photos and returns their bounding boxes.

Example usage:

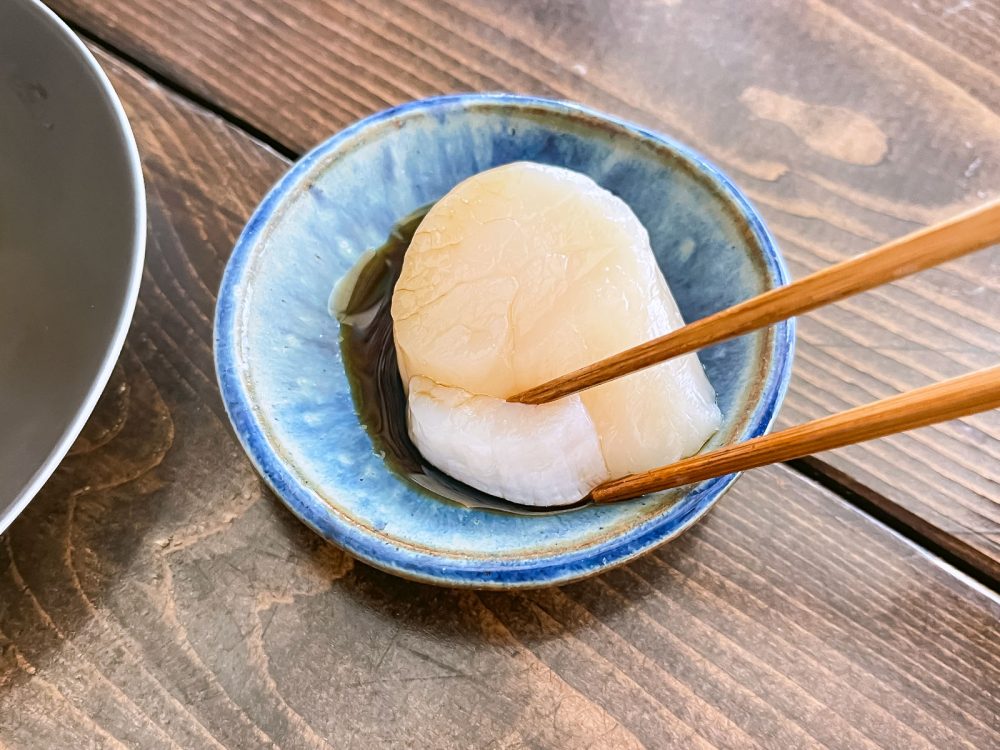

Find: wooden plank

[48,0,1000,578]
[1,45,999,750]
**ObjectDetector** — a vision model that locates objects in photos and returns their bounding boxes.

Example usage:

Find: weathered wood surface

[1,44,999,750]
[49,0,1000,578]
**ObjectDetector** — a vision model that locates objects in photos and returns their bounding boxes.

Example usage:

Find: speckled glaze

[214,94,794,589]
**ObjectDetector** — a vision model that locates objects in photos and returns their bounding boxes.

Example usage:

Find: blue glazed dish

[214,94,794,589]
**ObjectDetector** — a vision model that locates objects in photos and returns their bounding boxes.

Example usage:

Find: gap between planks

[66,20,298,161]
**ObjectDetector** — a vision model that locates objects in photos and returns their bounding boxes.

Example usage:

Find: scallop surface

[407,376,609,506]
[392,162,721,504]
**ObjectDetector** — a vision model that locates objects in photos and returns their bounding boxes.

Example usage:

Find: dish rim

[0,0,147,534]
[214,93,794,589]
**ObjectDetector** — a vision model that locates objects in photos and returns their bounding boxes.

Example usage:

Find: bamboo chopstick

[590,364,1000,503]
[510,198,1000,405]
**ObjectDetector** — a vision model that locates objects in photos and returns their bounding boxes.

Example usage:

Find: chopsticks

[509,198,1000,405]
[505,197,1000,503]
[589,364,1000,503]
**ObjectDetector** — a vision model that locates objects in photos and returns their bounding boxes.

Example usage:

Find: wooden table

[2,2,998,747]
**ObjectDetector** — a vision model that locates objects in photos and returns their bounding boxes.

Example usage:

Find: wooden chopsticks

[509,198,1000,405]
[505,197,1000,503]
[589,364,1000,503]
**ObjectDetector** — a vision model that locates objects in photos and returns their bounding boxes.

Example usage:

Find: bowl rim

[214,93,794,589]
[0,0,146,535]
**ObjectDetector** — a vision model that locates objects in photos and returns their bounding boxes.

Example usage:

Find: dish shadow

[265,484,705,648]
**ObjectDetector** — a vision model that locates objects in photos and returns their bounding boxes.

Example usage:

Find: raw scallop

[407,376,609,506]
[392,162,721,504]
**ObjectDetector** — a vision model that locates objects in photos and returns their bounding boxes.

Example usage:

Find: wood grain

[513,199,1000,404]
[47,0,1000,578]
[0,45,999,749]
[594,365,1000,502]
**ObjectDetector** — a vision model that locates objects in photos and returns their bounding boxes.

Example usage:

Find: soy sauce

[335,207,586,515]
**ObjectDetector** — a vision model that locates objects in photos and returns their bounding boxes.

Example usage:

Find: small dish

[214,94,793,588]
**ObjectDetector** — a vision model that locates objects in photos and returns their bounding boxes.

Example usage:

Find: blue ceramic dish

[215,94,793,589]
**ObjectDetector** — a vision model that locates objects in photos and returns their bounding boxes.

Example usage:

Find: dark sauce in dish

[335,207,587,515]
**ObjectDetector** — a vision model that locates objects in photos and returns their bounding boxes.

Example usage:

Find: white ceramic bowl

[0,0,145,532]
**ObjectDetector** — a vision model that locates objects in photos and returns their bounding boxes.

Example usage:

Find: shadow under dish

[337,206,589,516]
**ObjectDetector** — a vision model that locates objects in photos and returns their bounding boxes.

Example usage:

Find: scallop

[392,162,721,505]
[407,376,609,506]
